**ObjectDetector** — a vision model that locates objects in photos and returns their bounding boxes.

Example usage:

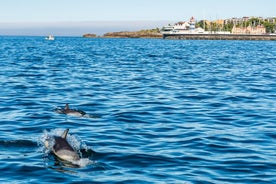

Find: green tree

[196,20,208,31]
[263,22,275,33]
[223,23,234,32]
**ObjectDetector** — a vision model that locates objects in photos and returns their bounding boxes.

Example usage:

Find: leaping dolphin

[45,129,80,162]
[55,103,86,117]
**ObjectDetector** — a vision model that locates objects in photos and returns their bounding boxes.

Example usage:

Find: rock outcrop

[82,33,98,38]
[83,29,162,39]
[102,29,162,38]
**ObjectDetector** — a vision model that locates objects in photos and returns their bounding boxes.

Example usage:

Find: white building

[162,17,207,34]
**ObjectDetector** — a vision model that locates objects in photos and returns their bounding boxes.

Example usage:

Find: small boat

[45,35,55,40]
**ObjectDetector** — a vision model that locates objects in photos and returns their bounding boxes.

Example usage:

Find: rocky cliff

[82,33,98,38]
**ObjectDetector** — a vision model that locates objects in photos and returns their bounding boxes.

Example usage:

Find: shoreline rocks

[82,29,162,39]
[102,30,162,38]
[82,33,98,38]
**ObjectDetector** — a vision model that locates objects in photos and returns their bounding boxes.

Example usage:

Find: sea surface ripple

[0,36,275,183]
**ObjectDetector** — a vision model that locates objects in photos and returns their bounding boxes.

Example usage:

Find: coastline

[83,16,276,40]
[82,33,276,41]
[163,33,276,41]
[102,32,162,38]
[83,29,162,39]
[82,30,276,40]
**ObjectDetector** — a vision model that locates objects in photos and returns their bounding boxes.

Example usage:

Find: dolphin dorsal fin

[65,103,70,110]
[61,129,69,139]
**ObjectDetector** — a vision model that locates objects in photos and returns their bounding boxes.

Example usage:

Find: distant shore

[83,29,162,39]
[83,15,276,40]
[83,31,276,40]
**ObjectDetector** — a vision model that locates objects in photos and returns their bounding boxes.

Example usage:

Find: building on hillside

[232,25,266,34]
[264,17,276,23]
[224,17,247,25]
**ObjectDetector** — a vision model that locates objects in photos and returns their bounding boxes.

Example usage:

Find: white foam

[72,158,94,167]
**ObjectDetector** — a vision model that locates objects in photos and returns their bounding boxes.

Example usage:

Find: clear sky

[0,0,275,36]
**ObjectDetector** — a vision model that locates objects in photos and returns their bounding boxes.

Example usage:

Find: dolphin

[49,129,80,162]
[56,103,86,117]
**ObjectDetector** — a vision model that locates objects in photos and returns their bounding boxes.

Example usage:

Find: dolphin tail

[61,129,69,139]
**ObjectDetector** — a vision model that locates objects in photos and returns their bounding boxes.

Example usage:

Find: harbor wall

[163,34,276,41]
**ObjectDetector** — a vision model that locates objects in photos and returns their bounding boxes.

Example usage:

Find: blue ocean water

[0,36,275,183]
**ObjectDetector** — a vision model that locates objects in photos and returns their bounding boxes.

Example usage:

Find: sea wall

[163,34,276,41]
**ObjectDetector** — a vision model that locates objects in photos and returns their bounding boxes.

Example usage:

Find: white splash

[72,158,94,167]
